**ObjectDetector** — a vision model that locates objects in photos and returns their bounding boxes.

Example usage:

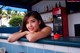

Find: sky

[0,5,27,12]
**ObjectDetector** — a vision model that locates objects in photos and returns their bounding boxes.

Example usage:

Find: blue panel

[44,49,55,53]
[27,47,35,53]
[0,27,20,33]
[0,42,65,53]
[35,48,43,53]
[0,42,2,47]
[56,51,64,53]
[0,42,27,53]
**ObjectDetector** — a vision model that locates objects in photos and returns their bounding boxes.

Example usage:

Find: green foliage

[7,10,11,14]
[2,11,7,15]
[9,16,23,26]
[11,11,17,16]
[0,9,2,14]
[12,15,23,19]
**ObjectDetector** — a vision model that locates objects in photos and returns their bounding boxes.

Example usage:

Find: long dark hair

[21,11,46,32]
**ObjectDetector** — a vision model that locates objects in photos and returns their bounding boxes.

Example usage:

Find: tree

[6,8,11,15]
[9,17,23,26]
[0,9,2,15]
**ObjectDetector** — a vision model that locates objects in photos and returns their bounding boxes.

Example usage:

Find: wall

[0,39,80,53]
[68,13,80,37]
[32,0,66,13]
[40,12,53,32]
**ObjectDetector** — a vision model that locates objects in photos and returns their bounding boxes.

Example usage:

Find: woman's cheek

[32,23,36,27]
[26,24,28,29]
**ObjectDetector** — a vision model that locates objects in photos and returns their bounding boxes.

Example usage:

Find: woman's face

[26,16,41,32]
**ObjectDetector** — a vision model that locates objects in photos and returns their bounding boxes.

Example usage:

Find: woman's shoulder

[40,26,52,34]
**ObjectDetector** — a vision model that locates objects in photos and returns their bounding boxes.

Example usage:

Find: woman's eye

[32,20,35,22]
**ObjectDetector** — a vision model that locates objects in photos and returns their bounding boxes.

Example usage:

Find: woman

[8,11,52,42]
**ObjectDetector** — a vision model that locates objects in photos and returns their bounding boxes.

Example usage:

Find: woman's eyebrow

[31,19,36,21]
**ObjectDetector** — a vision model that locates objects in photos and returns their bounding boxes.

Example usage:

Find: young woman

[8,11,52,42]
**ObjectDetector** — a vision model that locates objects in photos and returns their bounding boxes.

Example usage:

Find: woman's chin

[29,29,38,32]
[29,31,35,32]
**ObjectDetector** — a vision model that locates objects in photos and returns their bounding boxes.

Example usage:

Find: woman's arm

[7,31,28,42]
[26,26,52,42]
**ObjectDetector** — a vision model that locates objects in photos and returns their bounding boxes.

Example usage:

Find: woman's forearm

[26,31,49,42]
[8,31,27,42]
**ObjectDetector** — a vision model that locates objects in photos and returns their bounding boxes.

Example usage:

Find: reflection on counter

[0,33,11,37]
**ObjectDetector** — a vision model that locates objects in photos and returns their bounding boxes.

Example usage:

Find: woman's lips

[28,28,34,31]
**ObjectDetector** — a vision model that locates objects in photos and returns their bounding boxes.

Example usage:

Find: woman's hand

[25,31,36,42]
[24,31,29,35]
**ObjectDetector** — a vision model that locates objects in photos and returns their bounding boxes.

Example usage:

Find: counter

[0,33,80,48]
[0,33,80,53]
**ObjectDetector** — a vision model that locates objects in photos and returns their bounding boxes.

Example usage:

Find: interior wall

[68,13,80,37]
[32,0,66,13]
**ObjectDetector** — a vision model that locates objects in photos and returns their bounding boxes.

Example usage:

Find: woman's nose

[28,23,32,27]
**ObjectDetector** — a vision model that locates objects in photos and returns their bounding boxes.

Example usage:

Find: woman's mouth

[28,28,34,31]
